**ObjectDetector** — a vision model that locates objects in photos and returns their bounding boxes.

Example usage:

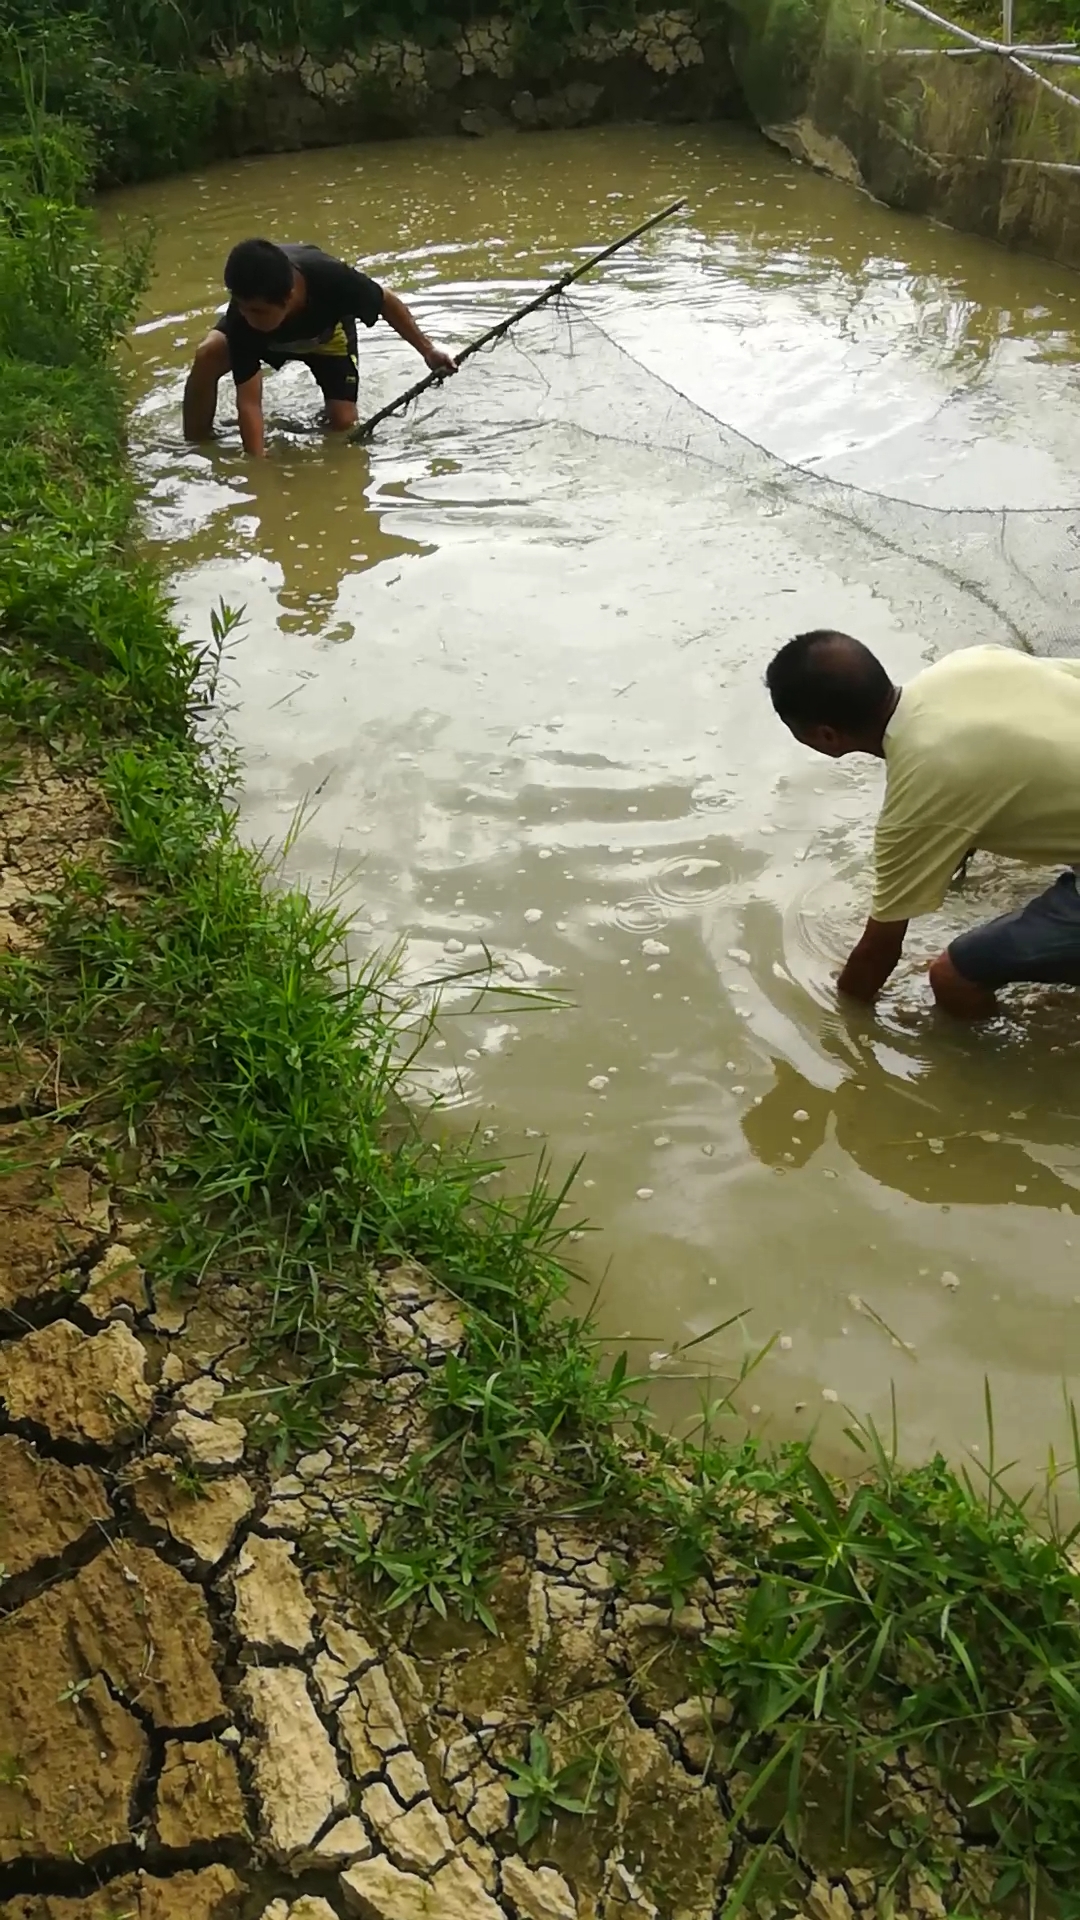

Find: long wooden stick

[351,196,686,443]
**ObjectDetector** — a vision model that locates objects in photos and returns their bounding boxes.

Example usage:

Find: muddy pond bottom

[111,122,1080,1476]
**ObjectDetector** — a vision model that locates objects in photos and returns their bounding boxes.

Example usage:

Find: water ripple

[651,852,741,908]
[612,895,669,934]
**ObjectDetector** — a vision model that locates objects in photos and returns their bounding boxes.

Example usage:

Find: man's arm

[837,916,908,1003]
[236,372,265,457]
[380,289,456,374]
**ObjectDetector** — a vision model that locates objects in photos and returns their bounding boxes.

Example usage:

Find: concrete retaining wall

[757,39,1080,275]
[196,8,1080,275]
[204,9,747,153]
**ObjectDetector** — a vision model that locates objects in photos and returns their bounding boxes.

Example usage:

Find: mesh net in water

[397,292,1080,660]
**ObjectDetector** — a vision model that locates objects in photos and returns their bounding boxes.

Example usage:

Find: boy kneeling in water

[183,237,456,457]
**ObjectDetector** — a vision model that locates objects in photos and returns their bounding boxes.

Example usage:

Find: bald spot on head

[766,629,896,741]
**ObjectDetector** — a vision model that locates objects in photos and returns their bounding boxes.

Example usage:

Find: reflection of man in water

[766,632,1080,1018]
[183,238,456,457]
[744,1055,1078,1209]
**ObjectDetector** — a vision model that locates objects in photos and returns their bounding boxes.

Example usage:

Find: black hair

[766,629,894,733]
[224,238,294,305]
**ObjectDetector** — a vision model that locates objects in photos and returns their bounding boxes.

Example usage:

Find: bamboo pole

[351,197,686,444]
[889,0,1080,106]
[894,45,1080,59]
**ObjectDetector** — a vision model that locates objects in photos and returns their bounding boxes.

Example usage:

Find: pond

[107,120,1080,1476]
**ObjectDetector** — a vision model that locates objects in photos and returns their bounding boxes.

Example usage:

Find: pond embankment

[194,5,1080,271]
[9,0,1080,266]
[3,33,1080,1920]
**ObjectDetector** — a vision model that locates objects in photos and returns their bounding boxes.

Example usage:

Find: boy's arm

[380,289,456,373]
[236,372,266,457]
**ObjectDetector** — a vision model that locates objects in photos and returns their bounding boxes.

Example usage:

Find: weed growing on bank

[8,0,1080,199]
[0,0,647,183]
[5,112,1080,1915]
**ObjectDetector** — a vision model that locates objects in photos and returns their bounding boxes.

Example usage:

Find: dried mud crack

[5,94,1080,1914]
[0,749,1025,1920]
[0,747,750,1920]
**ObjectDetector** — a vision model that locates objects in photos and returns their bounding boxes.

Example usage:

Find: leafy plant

[695,1421,1080,1911]
[642,1528,711,1612]
[503,1729,618,1844]
[0,67,151,357]
[56,1676,94,1705]
[169,1460,211,1499]
[330,1491,499,1632]
[0,1753,28,1790]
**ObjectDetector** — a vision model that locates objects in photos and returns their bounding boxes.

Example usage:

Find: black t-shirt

[219,244,384,386]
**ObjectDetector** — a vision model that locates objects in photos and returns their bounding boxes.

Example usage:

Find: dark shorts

[949,870,1080,987]
[214,317,359,405]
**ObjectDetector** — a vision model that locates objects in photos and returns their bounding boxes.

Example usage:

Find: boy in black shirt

[183,237,456,457]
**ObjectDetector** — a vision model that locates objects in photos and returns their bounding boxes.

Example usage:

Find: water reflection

[142,430,431,637]
[104,122,1080,1473]
[233,450,431,632]
[745,1049,1080,1211]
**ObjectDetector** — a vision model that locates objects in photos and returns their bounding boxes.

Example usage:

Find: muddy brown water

[105,122,1080,1479]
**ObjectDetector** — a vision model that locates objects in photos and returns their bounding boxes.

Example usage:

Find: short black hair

[766,630,894,732]
[224,238,293,304]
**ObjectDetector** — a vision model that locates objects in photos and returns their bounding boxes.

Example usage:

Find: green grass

[5,100,1080,1920]
[0,0,641,185]
[697,1418,1080,1912]
[950,0,1080,41]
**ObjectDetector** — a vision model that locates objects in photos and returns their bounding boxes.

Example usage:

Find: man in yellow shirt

[766,632,1080,1018]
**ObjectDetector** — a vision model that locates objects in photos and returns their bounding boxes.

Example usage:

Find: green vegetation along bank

[0,0,753,183]
[7,0,1080,274]
[1,0,751,182]
[751,0,1080,274]
[5,89,1080,1920]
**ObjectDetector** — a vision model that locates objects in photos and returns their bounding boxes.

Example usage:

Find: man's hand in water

[424,345,457,376]
[836,916,908,1003]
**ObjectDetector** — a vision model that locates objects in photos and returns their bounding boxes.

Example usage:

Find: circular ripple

[778,871,864,1012]
[784,864,862,954]
[612,895,669,934]
[651,854,738,908]
[792,899,857,970]
[690,785,733,815]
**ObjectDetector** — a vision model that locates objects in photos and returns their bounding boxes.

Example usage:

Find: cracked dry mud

[0,750,995,1920]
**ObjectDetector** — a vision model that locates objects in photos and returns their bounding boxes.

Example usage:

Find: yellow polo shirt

[872,646,1080,923]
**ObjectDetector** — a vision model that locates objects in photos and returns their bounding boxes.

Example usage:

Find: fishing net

[390,292,1080,660]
